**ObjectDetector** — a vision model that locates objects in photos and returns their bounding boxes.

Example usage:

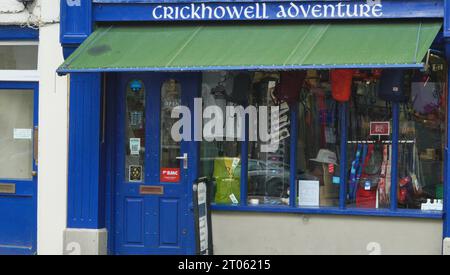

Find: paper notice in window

[129,138,141,155]
[14,129,32,140]
[298,180,320,207]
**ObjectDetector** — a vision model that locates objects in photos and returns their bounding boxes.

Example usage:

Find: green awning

[58,21,442,73]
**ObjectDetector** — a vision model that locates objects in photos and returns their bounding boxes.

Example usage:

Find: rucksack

[331,69,354,102]
[378,69,408,102]
[274,71,306,105]
[229,73,252,105]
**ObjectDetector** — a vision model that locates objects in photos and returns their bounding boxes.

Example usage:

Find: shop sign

[370,122,390,136]
[62,1,444,38]
[161,168,181,182]
[150,1,384,21]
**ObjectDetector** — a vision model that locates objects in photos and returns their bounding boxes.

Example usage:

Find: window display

[200,73,242,205]
[397,55,447,210]
[248,73,292,206]
[200,61,447,213]
[346,73,394,209]
[297,70,340,207]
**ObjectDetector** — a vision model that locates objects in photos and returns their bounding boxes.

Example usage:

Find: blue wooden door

[0,82,38,255]
[114,73,199,255]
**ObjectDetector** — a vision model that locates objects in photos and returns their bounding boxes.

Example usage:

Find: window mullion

[290,105,298,208]
[240,113,249,207]
[390,102,400,211]
[339,102,348,209]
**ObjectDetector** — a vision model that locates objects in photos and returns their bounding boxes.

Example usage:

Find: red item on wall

[356,144,378,208]
[331,69,354,102]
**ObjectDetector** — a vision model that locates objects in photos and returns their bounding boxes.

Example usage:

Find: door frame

[104,72,201,255]
[0,81,39,255]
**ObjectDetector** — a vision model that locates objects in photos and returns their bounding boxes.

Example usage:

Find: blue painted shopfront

[60,0,450,254]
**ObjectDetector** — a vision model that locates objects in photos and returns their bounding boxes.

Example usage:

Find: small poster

[129,165,143,182]
[129,138,141,155]
[130,111,143,128]
[14,128,33,140]
[161,168,180,183]
[298,180,320,207]
[370,122,390,136]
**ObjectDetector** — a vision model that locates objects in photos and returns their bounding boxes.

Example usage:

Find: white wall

[212,212,443,255]
[0,0,41,25]
[37,0,68,255]
[1,0,68,255]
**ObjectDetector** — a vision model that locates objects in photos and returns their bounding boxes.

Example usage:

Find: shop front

[59,0,450,255]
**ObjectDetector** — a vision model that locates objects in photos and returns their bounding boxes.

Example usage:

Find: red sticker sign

[370,122,390,136]
[161,168,180,183]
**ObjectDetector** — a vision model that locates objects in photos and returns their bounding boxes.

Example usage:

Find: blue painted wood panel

[67,73,105,229]
[159,198,180,247]
[61,0,93,44]
[125,198,145,245]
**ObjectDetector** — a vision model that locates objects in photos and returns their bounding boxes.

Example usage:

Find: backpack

[378,69,408,102]
[274,71,306,105]
[229,73,252,105]
[331,69,354,102]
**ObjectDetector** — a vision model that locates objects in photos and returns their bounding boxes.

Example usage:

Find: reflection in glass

[125,80,145,182]
[199,73,242,204]
[397,57,447,210]
[0,45,38,70]
[0,90,34,179]
[297,70,340,207]
[248,75,290,206]
[160,79,182,181]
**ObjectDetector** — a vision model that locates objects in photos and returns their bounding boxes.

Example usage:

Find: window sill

[211,204,443,219]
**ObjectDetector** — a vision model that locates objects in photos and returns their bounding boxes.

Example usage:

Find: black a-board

[193,177,214,255]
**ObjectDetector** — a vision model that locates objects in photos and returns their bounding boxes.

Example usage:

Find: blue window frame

[207,69,446,220]
[0,26,38,41]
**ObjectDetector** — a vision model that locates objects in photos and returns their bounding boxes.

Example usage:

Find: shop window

[200,73,243,205]
[125,80,145,183]
[0,43,38,70]
[346,72,393,209]
[397,55,447,210]
[160,79,182,180]
[248,74,291,206]
[201,64,447,216]
[297,70,340,207]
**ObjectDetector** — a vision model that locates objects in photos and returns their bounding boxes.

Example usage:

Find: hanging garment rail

[347,140,416,144]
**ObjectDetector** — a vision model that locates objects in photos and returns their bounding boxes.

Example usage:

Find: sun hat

[310,149,338,166]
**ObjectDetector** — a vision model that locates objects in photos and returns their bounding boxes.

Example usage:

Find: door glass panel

[0,90,34,179]
[0,44,38,70]
[125,80,145,183]
[160,79,182,183]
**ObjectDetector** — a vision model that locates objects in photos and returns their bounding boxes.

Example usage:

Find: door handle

[32,171,37,177]
[176,153,188,169]
[33,126,39,166]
